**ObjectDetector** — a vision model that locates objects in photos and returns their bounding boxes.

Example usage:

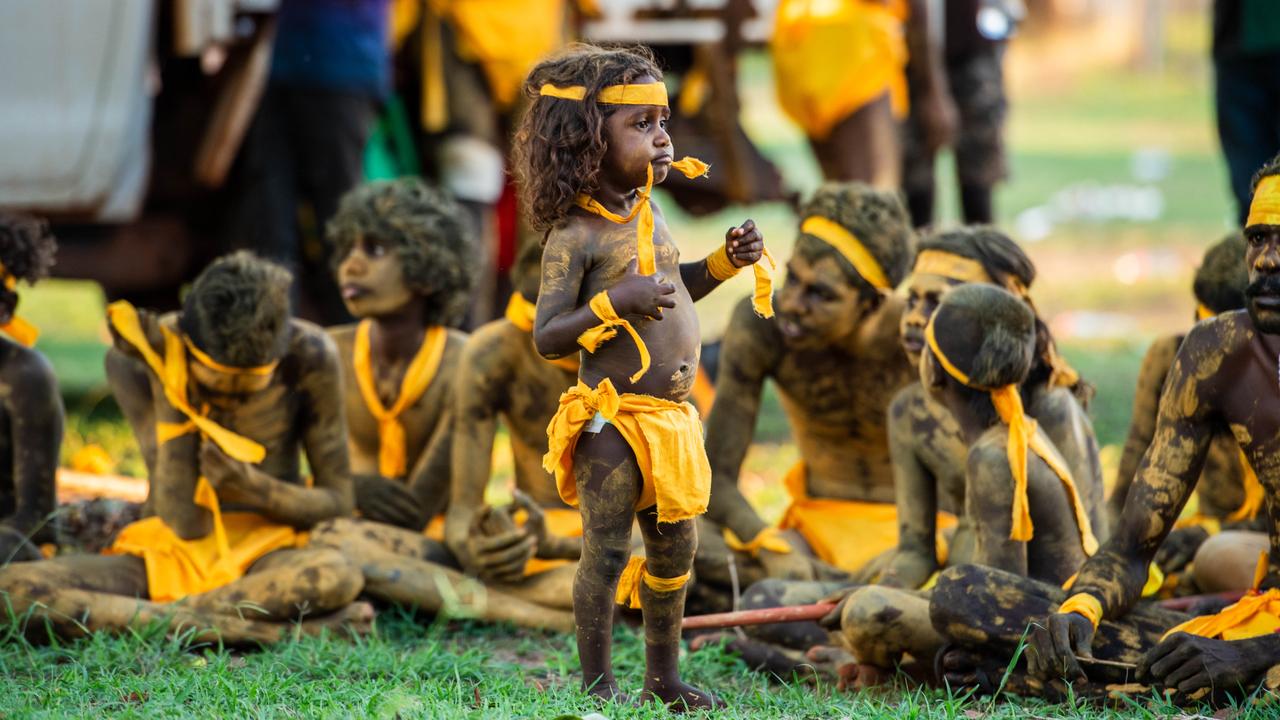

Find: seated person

[1110,234,1259,586]
[3,252,371,645]
[311,179,574,632]
[0,214,63,563]
[940,158,1280,704]
[696,182,917,606]
[833,283,1099,680]
[880,226,1103,592]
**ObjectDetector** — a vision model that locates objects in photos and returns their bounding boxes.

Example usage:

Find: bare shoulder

[888,382,927,424]
[967,433,1013,489]
[720,295,784,376]
[326,323,357,354]
[0,341,57,396]
[1172,310,1254,384]
[287,319,341,374]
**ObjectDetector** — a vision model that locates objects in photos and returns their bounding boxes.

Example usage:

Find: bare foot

[298,601,376,639]
[583,679,630,705]
[642,680,725,712]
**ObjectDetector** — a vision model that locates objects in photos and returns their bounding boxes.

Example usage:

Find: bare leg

[185,547,363,620]
[809,94,900,188]
[1191,530,1269,593]
[493,564,577,611]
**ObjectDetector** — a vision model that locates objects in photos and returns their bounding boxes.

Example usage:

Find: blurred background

[0,0,1249,512]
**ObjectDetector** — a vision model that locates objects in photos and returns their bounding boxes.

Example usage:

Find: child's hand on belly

[609,258,677,319]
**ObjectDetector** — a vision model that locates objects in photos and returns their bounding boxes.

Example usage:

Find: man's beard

[1245,275,1280,333]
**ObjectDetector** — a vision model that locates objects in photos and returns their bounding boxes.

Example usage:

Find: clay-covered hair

[179,251,292,367]
[328,178,474,327]
[1250,152,1280,193]
[0,213,56,318]
[931,283,1037,390]
[513,43,664,232]
[793,182,915,300]
[1193,232,1247,315]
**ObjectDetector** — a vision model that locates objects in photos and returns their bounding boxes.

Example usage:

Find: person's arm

[1,351,63,534]
[679,219,765,302]
[1110,336,1177,525]
[878,392,940,589]
[965,443,1028,577]
[906,0,957,152]
[403,406,453,525]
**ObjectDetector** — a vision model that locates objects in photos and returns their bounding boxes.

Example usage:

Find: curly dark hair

[513,43,664,233]
[931,283,1037,390]
[0,213,57,319]
[1250,152,1280,193]
[327,178,475,327]
[792,182,915,300]
[179,251,292,367]
[1193,232,1247,315]
[918,225,1092,406]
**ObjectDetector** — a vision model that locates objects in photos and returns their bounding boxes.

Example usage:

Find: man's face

[900,273,961,367]
[600,77,673,190]
[1244,224,1280,333]
[775,253,876,349]
[337,235,416,318]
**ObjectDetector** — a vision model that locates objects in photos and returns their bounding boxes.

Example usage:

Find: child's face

[600,77,673,190]
[337,235,416,318]
[900,273,961,367]
[775,253,878,349]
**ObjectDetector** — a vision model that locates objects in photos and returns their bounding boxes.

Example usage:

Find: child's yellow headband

[1247,175,1280,229]
[800,216,890,290]
[911,249,993,284]
[539,82,669,106]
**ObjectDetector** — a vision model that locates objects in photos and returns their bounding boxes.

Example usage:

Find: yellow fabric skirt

[445,0,566,110]
[109,512,307,603]
[544,379,712,524]
[778,462,955,573]
[772,0,909,139]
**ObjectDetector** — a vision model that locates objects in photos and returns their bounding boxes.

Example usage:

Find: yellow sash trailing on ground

[543,378,711,524]
[353,320,447,479]
[1163,552,1280,641]
[776,462,956,572]
[771,0,908,139]
[104,301,304,602]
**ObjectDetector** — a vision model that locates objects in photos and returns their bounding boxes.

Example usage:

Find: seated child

[4,252,371,645]
[516,43,772,708]
[0,213,63,563]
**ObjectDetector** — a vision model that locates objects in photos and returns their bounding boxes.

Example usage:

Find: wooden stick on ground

[682,602,837,631]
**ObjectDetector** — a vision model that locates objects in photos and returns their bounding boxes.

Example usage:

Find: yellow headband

[924,315,1098,555]
[800,216,890,290]
[182,335,279,377]
[911,249,992,284]
[539,82,669,106]
[1247,175,1280,229]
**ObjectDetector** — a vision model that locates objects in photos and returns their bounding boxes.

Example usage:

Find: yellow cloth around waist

[771,0,908,139]
[353,320,447,479]
[445,0,567,110]
[1163,552,1280,641]
[523,507,583,576]
[615,555,691,609]
[1247,175,1280,229]
[504,292,581,372]
[777,462,955,573]
[542,378,711,524]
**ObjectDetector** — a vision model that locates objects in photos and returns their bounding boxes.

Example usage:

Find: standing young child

[514,44,772,709]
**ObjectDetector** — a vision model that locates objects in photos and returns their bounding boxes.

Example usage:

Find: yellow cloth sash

[1196,303,1215,321]
[772,0,909,139]
[504,293,581,372]
[690,364,716,418]
[704,244,777,319]
[540,81,669,105]
[1163,551,1280,641]
[615,555,691,609]
[1227,449,1265,522]
[0,261,38,346]
[577,291,651,383]
[911,250,993,284]
[925,318,1099,555]
[777,461,955,572]
[523,507,583,576]
[542,378,711,524]
[1247,175,1280,229]
[353,320,447,479]
[724,526,792,556]
[801,216,890,290]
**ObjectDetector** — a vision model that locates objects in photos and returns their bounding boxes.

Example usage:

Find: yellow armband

[1057,592,1103,630]
[576,290,651,382]
[705,245,777,319]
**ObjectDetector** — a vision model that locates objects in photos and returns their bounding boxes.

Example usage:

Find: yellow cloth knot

[614,555,691,609]
[1162,552,1280,641]
[352,319,448,478]
[505,292,580,372]
[705,245,778,319]
[724,526,792,556]
[578,291,652,383]
[1247,175,1280,229]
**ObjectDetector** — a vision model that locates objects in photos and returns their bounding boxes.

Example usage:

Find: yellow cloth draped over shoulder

[776,461,956,573]
[543,378,711,525]
[1163,551,1280,641]
[925,315,1099,556]
[504,292,581,372]
[0,261,38,347]
[103,301,305,603]
[771,0,909,140]
[353,319,447,479]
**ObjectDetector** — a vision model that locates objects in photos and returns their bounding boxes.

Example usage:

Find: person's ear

[860,289,886,317]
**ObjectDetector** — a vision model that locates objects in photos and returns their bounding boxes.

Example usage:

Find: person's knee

[303,549,363,608]
[839,586,901,664]
[307,517,355,549]
[928,565,982,631]
[741,578,789,611]
[1191,530,1269,593]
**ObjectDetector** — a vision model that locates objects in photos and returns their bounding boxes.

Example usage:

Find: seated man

[1110,234,1258,586]
[0,214,63,562]
[697,182,917,606]
[311,179,573,632]
[833,283,1099,679]
[2,252,370,645]
[937,158,1280,703]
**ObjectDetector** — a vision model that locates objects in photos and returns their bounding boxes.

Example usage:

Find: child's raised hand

[609,258,677,320]
[725,219,764,268]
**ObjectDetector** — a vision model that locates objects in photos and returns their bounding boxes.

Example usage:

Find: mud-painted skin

[1110,332,1260,576]
[1025,222,1280,698]
[0,311,372,645]
[0,333,63,563]
[533,81,762,708]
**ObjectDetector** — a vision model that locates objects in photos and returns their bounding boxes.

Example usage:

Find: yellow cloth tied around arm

[705,244,778,318]
[925,318,1099,556]
[504,293,581,372]
[1247,175,1280,229]
[577,291,651,383]
[615,555,691,609]
[0,261,38,347]
[1058,592,1104,630]
[1163,551,1280,641]
[353,319,447,478]
[542,378,711,524]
